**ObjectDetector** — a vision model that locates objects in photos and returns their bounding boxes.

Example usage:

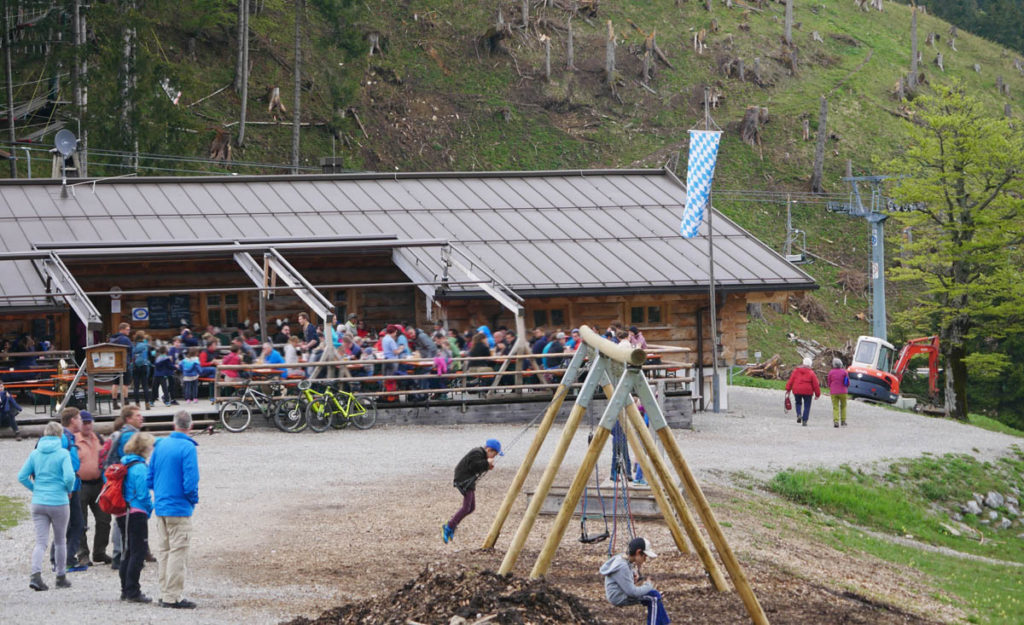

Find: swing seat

[579,530,609,544]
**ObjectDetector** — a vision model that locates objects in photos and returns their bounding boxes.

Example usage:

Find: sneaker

[797,416,801,424]
[111,556,121,569]
[161,598,197,609]
[68,563,89,572]
[14,432,22,441]
[145,403,152,410]
[55,575,71,589]
[802,421,808,427]
[170,400,180,405]
[29,573,48,591]
[834,422,839,428]
[841,422,847,427]
[125,593,152,604]
[93,553,112,564]
[442,524,453,544]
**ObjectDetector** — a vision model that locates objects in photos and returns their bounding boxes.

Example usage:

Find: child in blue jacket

[116,432,155,603]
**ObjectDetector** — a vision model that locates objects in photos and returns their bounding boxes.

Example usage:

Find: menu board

[146,295,191,329]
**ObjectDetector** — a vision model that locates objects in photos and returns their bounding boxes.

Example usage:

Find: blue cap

[485,438,504,456]
[79,410,94,422]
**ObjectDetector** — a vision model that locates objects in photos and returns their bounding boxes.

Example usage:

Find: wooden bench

[31,389,63,415]
[198,377,217,400]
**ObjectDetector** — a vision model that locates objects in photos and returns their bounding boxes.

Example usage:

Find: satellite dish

[54,129,78,157]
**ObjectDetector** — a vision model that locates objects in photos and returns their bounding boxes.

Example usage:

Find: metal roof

[0,169,815,308]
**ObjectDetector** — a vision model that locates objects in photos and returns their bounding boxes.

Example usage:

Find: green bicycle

[304,381,377,431]
[273,379,319,433]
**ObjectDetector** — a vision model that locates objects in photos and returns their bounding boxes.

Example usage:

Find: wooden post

[484,384,571,550]
[605,21,615,84]
[498,400,588,574]
[530,426,611,578]
[542,35,551,82]
[614,391,690,554]
[657,428,770,625]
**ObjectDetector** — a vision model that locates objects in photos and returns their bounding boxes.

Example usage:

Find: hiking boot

[29,572,47,591]
[93,553,112,564]
[796,416,801,424]
[834,422,839,428]
[14,432,22,441]
[55,575,71,589]
[801,420,808,427]
[442,524,453,544]
[125,593,152,603]
[161,598,197,609]
[841,421,847,427]
[145,403,152,410]
[111,555,121,569]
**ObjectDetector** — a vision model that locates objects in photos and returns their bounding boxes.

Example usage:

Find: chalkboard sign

[170,294,191,327]
[147,296,170,329]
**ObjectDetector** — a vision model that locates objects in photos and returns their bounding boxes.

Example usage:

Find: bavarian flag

[680,130,722,238]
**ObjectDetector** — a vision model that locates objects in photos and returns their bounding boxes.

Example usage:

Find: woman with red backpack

[786,357,821,427]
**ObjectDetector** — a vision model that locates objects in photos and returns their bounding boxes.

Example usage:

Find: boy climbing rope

[442,438,502,544]
[599,536,671,625]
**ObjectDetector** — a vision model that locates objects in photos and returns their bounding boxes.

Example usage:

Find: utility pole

[3,5,17,178]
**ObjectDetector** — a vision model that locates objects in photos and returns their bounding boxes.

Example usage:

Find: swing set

[480,325,770,625]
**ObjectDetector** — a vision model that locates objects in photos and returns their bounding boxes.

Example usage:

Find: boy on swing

[600,536,671,625]
[442,438,502,544]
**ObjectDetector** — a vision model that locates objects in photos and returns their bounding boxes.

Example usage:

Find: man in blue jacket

[148,410,200,609]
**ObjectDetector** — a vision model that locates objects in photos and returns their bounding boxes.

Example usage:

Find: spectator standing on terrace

[109,323,133,409]
[180,349,201,404]
[298,313,319,356]
[19,421,75,591]
[152,346,176,407]
[629,326,649,349]
[130,332,153,410]
[411,324,438,358]
[179,328,199,348]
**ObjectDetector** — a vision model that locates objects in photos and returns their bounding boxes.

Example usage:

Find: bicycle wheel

[273,398,305,433]
[330,395,351,429]
[351,396,377,430]
[305,399,332,432]
[219,401,252,433]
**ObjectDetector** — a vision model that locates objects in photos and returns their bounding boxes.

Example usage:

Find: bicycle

[304,381,377,431]
[274,380,322,433]
[219,379,300,433]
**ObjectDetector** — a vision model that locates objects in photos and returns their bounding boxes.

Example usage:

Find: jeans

[132,365,152,404]
[79,479,111,560]
[447,489,476,530]
[795,394,813,423]
[116,512,149,599]
[151,375,171,404]
[183,379,199,401]
[32,503,69,576]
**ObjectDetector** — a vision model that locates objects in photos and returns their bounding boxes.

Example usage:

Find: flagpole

[704,87,721,413]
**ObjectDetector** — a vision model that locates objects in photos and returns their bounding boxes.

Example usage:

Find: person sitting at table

[221,345,242,385]
[283,335,302,370]
[258,342,287,378]
[566,328,582,350]
[542,332,567,384]
[629,326,649,349]
[467,332,494,372]
[198,341,220,378]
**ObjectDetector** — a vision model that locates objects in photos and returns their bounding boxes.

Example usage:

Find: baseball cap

[627,537,657,559]
[556,331,566,340]
[348,313,358,319]
[79,410,94,423]
[485,438,504,456]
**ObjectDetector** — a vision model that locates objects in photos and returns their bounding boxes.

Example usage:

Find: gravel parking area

[1,386,1019,624]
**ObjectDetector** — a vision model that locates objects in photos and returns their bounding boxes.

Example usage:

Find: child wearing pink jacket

[826,358,850,428]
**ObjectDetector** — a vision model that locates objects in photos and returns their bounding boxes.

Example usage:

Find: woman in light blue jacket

[18,421,76,591]
[116,432,155,603]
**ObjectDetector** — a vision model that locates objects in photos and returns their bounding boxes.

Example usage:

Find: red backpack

[98,460,141,515]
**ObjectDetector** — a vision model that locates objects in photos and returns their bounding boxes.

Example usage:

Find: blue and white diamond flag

[680,130,722,238]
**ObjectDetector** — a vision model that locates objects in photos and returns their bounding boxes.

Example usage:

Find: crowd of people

[107,314,652,406]
[17,405,199,607]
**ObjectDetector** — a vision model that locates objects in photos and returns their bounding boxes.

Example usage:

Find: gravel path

[1,387,1018,624]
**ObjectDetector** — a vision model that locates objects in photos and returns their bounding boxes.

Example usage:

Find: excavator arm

[892,335,940,399]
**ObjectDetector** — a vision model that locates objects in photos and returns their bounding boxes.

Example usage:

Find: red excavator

[847,335,940,404]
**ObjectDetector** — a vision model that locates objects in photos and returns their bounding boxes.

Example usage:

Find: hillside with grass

[8,1,1024,420]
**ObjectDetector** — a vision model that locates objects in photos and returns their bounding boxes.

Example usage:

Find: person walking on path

[785,357,821,427]
[827,358,850,428]
[57,408,85,571]
[599,536,671,625]
[18,421,76,591]
[74,411,112,565]
[442,439,502,544]
[148,410,200,609]
[116,432,156,603]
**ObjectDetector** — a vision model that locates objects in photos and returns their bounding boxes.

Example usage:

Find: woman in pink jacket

[826,358,850,428]
[785,357,821,427]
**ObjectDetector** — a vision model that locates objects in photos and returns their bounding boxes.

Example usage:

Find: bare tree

[605,20,615,84]
[119,0,138,170]
[72,0,88,176]
[908,5,918,89]
[810,95,828,193]
[237,0,250,147]
[784,0,793,46]
[566,18,576,71]
[292,0,303,172]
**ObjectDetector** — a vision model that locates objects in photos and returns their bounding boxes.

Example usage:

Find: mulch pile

[281,564,603,625]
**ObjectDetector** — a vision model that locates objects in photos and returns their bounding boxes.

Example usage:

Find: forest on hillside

[915,0,1024,55]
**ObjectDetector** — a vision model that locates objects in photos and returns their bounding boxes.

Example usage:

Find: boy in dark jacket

[0,381,23,440]
[599,537,670,625]
[442,439,502,544]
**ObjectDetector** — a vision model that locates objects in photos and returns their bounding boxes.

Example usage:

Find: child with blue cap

[442,438,502,544]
